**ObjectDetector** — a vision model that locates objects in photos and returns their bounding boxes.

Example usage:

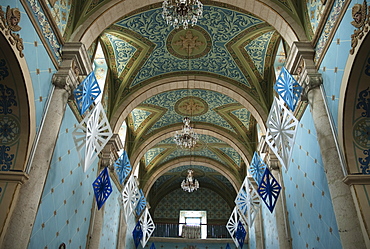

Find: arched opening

[341,32,370,243]
[0,32,33,242]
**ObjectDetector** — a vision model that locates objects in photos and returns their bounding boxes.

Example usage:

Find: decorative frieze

[0,6,24,58]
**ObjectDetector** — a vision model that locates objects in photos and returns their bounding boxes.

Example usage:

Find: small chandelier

[162,0,203,29]
[174,117,199,149]
[181,169,199,192]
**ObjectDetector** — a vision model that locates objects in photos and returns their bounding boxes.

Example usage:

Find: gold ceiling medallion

[174,30,204,54]
[0,6,24,57]
[167,26,211,59]
[175,96,208,116]
[350,1,369,55]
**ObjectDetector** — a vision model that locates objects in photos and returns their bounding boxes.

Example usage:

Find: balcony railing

[152,223,230,238]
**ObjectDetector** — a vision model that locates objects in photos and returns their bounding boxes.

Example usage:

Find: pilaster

[1,42,91,249]
[285,42,366,248]
[265,150,292,249]
[86,134,123,248]
[253,207,264,249]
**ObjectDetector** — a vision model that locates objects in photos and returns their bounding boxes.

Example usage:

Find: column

[286,42,366,248]
[87,202,104,249]
[253,201,264,249]
[1,42,92,249]
[86,134,123,248]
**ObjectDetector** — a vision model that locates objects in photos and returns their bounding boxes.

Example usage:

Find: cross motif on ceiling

[173,30,204,55]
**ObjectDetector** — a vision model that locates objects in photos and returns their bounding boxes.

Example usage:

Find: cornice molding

[0,171,29,184]
[343,174,370,185]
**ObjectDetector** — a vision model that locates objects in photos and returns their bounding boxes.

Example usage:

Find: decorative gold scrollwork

[0,6,24,58]
[350,1,370,55]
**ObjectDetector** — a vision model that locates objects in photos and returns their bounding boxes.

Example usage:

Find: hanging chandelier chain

[162,0,203,29]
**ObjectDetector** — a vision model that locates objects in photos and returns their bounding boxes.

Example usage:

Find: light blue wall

[125,211,139,249]
[318,0,363,131]
[28,106,98,249]
[260,203,279,248]
[99,181,121,249]
[248,222,256,249]
[1,1,57,132]
[283,109,341,249]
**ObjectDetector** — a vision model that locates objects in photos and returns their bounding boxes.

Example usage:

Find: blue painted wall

[282,109,341,249]
[126,211,139,249]
[318,0,362,131]
[1,1,57,132]
[28,106,98,249]
[261,204,279,249]
[99,180,121,249]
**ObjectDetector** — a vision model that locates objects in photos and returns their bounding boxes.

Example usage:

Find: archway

[0,32,34,243]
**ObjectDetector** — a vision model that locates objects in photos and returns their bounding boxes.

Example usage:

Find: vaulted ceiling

[66,0,309,215]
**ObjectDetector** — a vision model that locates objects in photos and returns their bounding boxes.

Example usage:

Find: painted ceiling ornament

[257,167,281,213]
[0,59,9,80]
[173,30,204,54]
[274,67,303,112]
[359,149,370,174]
[226,206,248,248]
[265,97,299,169]
[73,71,101,115]
[0,145,15,171]
[167,26,211,59]
[122,175,141,220]
[132,221,143,249]
[114,150,132,184]
[350,0,369,54]
[0,6,24,57]
[0,84,17,114]
[92,167,113,210]
[175,96,208,116]
[139,207,156,247]
[72,103,113,172]
[162,0,203,30]
[249,151,267,185]
[0,116,20,144]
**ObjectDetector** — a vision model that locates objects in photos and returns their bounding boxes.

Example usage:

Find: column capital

[266,149,280,171]
[100,134,123,169]
[285,42,322,101]
[52,42,93,95]
[300,72,323,101]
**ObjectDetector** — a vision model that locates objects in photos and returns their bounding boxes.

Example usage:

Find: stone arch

[0,31,35,241]
[111,75,268,135]
[0,32,35,172]
[130,124,252,174]
[338,31,370,243]
[143,156,241,195]
[71,0,305,48]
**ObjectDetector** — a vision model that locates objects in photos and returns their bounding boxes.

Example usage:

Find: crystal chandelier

[174,117,199,149]
[162,0,203,29]
[181,169,199,192]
